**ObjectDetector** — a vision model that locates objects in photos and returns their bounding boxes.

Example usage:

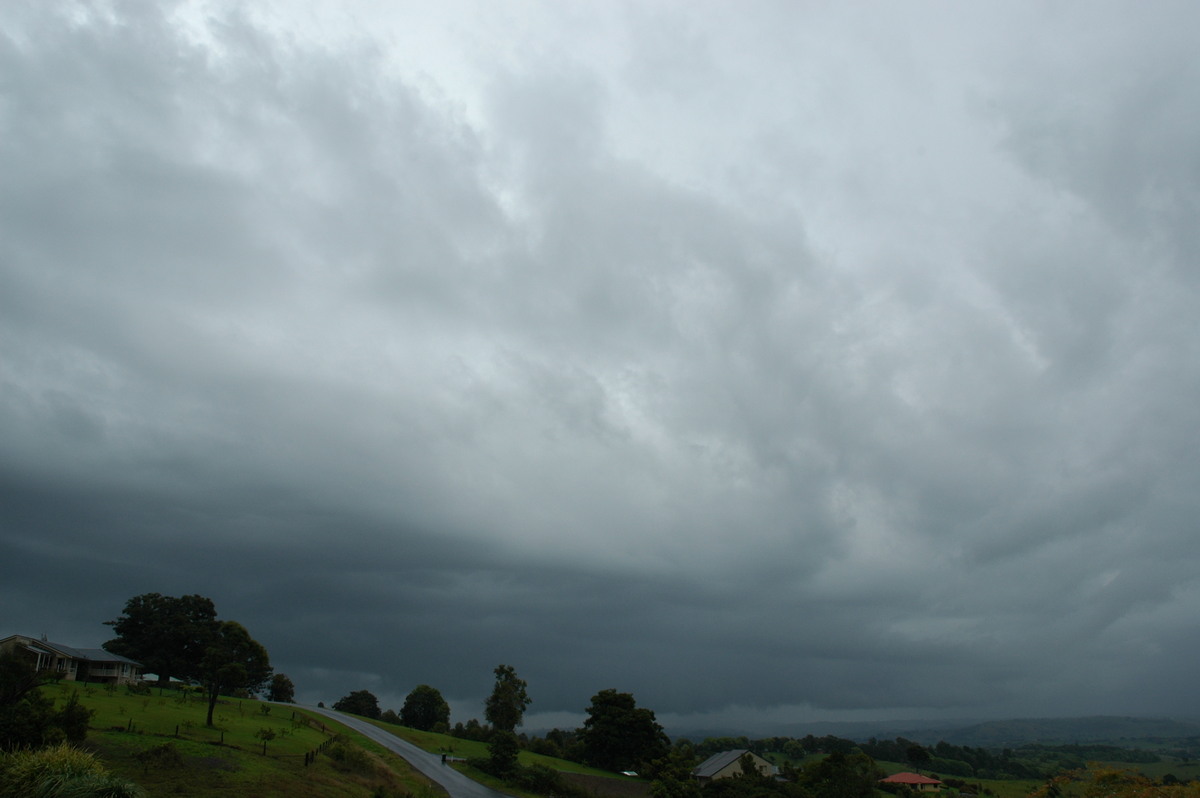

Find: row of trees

[333,664,670,777]
[333,684,452,731]
[103,593,279,726]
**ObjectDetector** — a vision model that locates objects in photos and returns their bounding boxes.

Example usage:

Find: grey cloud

[4,0,1200,731]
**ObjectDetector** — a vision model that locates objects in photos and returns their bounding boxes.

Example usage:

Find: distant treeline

[673,733,1173,780]
[440,708,1194,783]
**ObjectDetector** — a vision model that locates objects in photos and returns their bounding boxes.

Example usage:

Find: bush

[325,739,375,775]
[133,742,183,773]
[512,763,572,794]
[0,743,144,798]
[57,692,93,744]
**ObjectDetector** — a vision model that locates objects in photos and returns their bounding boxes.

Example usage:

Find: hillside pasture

[41,682,443,798]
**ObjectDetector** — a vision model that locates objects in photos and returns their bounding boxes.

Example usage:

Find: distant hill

[902,716,1200,747]
[669,716,1200,748]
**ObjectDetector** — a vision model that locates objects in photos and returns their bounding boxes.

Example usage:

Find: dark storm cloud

[4,0,1200,732]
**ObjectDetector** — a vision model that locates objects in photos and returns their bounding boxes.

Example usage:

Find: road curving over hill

[302,705,513,798]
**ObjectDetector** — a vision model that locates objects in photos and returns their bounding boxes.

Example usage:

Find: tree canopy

[199,620,272,727]
[267,673,295,703]
[579,688,669,773]
[485,664,531,732]
[334,690,381,719]
[400,684,450,731]
[103,593,218,684]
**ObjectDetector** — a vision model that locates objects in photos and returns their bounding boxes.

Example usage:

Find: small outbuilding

[694,750,778,782]
[880,772,944,792]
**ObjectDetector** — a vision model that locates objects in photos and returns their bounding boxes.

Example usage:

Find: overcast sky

[3,0,1200,736]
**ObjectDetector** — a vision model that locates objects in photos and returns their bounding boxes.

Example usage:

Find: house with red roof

[880,772,943,792]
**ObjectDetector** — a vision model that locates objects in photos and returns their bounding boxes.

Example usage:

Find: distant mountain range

[669,716,1200,748]
[905,716,1200,747]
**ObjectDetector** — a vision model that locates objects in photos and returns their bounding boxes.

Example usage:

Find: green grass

[362,721,626,778]
[40,682,444,798]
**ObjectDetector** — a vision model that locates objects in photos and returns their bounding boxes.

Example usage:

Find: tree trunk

[206,682,219,727]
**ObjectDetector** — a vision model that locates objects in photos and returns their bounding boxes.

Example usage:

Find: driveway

[302,705,512,798]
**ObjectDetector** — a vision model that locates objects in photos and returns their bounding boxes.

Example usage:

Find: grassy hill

[40,682,447,797]
[40,681,638,798]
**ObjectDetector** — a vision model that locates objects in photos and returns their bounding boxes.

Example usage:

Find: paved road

[302,705,511,798]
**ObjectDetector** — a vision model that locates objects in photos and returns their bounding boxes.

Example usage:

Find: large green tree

[198,621,272,727]
[485,664,531,732]
[400,684,450,731]
[103,593,218,685]
[579,689,669,773]
[333,690,381,719]
[267,673,295,703]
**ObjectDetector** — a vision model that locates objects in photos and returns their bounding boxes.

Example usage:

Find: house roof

[694,750,776,779]
[880,773,943,785]
[3,635,141,667]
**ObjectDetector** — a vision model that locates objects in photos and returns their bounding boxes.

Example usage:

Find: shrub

[133,742,183,773]
[325,739,375,775]
[0,743,144,798]
[56,692,93,743]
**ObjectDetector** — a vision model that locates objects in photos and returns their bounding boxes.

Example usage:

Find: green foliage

[485,665,531,732]
[0,648,47,707]
[0,658,92,751]
[267,673,295,703]
[56,691,93,744]
[650,745,702,798]
[793,751,881,798]
[326,737,376,774]
[1030,763,1200,798]
[0,743,145,798]
[580,688,669,773]
[28,683,436,798]
[451,718,491,741]
[334,689,382,719]
[199,620,272,727]
[104,593,218,684]
[487,729,521,776]
[400,684,451,731]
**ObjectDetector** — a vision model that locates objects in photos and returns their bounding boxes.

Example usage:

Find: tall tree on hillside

[103,593,218,685]
[579,689,669,773]
[198,621,272,727]
[484,664,531,732]
[267,673,295,703]
[400,684,450,731]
